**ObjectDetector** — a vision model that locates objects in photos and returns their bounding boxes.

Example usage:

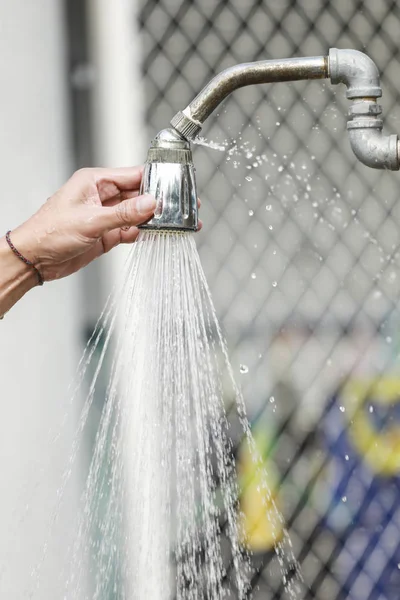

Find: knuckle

[75,167,94,179]
[115,201,131,225]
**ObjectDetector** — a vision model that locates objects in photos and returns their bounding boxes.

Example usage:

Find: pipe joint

[347,127,399,171]
[346,101,398,170]
[329,48,382,99]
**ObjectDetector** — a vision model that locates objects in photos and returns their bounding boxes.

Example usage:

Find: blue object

[319,380,400,599]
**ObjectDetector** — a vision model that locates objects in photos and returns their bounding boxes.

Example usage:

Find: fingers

[93,166,144,190]
[102,219,202,255]
[119,227,140,244]
[94,189,201,237]
[101,212,203,256]
[101,226,140,254]
[102,189,139,208]
[106,193,201,212]
[72,166,144,203]
[96,166,144,196]
[97,193,156,232]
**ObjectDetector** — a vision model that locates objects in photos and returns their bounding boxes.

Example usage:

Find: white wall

[0,1,81,597]
[87,1,150,595]
[87,0,147,280]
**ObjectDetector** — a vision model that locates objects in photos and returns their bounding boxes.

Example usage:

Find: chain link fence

[139,1,400,598]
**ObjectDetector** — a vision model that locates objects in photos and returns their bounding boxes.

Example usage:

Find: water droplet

[345,454,349,461]
[276,121,281,126]
[369,406,374,413]
[240,364,249,374]
[342,496,347,503]
[245,175,252,182]
[278,165,284,172]
[248,209,254,216]
[269,396,275,403]
[339,406,345,413]
[266,204,272,211]
[386,336,392,343]
[272,281,277,288]
[251,272,256,280]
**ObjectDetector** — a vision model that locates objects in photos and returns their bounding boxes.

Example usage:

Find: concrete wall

[0,1,82,597]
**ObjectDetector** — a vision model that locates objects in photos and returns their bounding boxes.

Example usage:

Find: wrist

[0,234,38,317]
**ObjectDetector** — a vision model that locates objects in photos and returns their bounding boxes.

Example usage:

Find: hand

[10,166,157,282]
[0,166,203,318]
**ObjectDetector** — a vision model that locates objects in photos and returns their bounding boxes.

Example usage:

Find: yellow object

[342,378,400,476]
[237,430,284,552]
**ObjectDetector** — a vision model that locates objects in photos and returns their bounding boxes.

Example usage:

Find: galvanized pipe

[141,48,400,232]
[170,49,400,171]
[329,48,399,170]
[171,56,329,140]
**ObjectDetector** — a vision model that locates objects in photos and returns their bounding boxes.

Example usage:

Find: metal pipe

[140,48,400,232]
[345,99,399,170]
[329,48,399,170]
[329,48,382,98]
[171,56,329,140]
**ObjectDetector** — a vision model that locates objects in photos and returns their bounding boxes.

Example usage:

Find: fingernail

[137,194,156,214]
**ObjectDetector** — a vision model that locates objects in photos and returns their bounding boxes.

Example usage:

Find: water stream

[31,230,302,599]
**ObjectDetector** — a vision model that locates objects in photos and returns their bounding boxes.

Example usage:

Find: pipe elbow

[329,48,382,98]
[347,127,399,170]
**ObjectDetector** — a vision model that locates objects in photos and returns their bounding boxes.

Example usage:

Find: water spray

[139,48,400,232]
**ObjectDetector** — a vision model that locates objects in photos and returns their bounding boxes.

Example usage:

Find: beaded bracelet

[5,230,44,286]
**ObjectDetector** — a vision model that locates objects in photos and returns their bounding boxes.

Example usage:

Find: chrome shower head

[138,128,198,231]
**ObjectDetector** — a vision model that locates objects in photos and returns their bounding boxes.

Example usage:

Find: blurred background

[1,0,400,598]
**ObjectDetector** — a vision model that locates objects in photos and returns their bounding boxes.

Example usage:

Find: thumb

[100,193,157,231]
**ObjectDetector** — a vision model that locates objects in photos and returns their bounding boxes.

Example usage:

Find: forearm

[0,235,36,318]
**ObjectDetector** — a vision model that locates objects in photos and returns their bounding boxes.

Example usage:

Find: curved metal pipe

[142,48,400,232]
[347,126,399,170]
[329,48,399,170]
[329,48,382,98]
[170,48,400,171]
[171,56,329,140]
[345,99,399,170]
